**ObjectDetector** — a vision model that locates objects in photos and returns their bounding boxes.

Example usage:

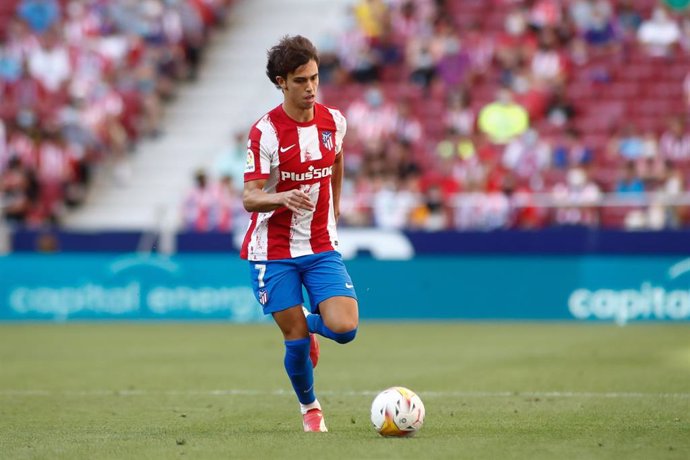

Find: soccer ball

[370,386,425,437]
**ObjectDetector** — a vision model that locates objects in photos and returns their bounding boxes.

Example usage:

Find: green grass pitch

[0,322,688,459]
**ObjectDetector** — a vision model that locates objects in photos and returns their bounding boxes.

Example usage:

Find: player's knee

[332,327,357,344]
[328,317,358,334]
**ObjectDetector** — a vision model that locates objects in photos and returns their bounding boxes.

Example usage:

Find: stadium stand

[1,0,689,232]
[0,0,233,227]
[318,0,690,231]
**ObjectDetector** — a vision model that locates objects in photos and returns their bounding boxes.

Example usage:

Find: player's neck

[282,102,314,123]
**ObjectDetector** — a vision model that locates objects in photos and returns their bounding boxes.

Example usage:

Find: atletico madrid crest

[321,131,333,150]
[258,289,268,305]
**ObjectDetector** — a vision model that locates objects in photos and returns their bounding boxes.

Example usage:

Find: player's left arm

[332,150,344,222]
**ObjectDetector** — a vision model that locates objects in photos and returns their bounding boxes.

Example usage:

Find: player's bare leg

[273,305,327,432]
[305,296,359,344]
[319,296,359,335]
[273,305,308,340]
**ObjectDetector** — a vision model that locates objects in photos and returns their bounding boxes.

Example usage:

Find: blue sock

[284,337,315,405]
[306,314,358,344]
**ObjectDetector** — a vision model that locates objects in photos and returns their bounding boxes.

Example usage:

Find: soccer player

[240,35,359,432]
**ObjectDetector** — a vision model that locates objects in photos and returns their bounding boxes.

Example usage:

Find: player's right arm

[243,179,315,213]
[243,120,315,214]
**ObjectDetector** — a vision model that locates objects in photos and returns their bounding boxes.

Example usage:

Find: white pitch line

[0,389,689,399]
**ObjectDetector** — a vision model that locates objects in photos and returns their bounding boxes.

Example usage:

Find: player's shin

[283,337,316,404]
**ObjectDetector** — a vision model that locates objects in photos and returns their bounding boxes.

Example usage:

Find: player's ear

[275,76,287,91]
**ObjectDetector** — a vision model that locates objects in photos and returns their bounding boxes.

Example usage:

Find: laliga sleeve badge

[245,149,256,173]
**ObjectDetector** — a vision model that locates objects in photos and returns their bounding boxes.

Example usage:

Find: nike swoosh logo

[280,144,296,153]
[345,283,354,289]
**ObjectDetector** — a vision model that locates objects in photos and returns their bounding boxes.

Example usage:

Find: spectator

[552,166,601,226]
[392,99,422,145]
[637,7,681,57]
[502,129,551,180]
[616,0,643,43]
[615,161,645,194]
[444,89,475,137]
[337,14,381,83]
[7,61,47,120]
[371,175,419,229]
[552,129,593,169]
[545,85,575,127]
[0,45,23,85]
[406,36,436,88]
[27,28,71,93]
[390,0,425,43]
[210,175,239,232]
[530,28,567,87]
[659,116,690,162]
[647,160,685,228]
[570,0,617,47]
[181,169,214,232]
[409,183,447,231]
[388,139,421,180]
[18,0,60,34]
[429,17,470,88]
[478,87,529,145]
[436,127,476,162]
[453,179,511,231]
[1,156,36,225]
[529,0,563,30]
[346,84,397,144]
[353,0,388,42]
[214,129,248,187]
[610,123,645,162]
[339,173,374,227]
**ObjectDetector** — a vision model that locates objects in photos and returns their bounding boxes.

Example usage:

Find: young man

[241,35,359,432]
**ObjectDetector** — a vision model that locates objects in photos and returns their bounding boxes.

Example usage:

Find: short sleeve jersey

[240,103,347,261]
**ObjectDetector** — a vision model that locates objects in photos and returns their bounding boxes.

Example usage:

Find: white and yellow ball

[370,386,425,437]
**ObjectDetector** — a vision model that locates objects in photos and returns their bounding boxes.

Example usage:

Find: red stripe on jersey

[310,181,333,254]
[244,124,269,182]
[266,180,293,259]
[240,213,258,259]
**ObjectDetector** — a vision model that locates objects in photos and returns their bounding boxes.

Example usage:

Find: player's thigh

[301,251,357,310]
[319,295,359,333]
[249,259,303,315]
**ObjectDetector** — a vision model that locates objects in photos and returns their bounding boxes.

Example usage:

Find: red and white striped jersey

[241,103,346,261]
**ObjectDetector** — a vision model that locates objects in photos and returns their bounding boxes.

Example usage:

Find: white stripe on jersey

[247,210,274,261]
[297,125,323,163]
[246,169,279,261]
[256,115,279,174]
[289,183,319,257]
[327,183,338,249]
[326,107,347,153]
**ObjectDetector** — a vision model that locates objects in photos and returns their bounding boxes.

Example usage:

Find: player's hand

[280,189,315,213]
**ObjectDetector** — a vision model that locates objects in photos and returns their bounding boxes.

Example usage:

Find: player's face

[284,59,319,111]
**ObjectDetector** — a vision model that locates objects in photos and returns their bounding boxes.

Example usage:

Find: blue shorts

[249,250,358,315]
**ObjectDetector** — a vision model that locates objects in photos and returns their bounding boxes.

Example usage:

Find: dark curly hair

[266,35,319,89]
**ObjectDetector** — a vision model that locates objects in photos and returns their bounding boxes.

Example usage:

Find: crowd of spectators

[0,0,231,227]
[185,0,690,233]
[311,0,690,232]
[3,0,687,233]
